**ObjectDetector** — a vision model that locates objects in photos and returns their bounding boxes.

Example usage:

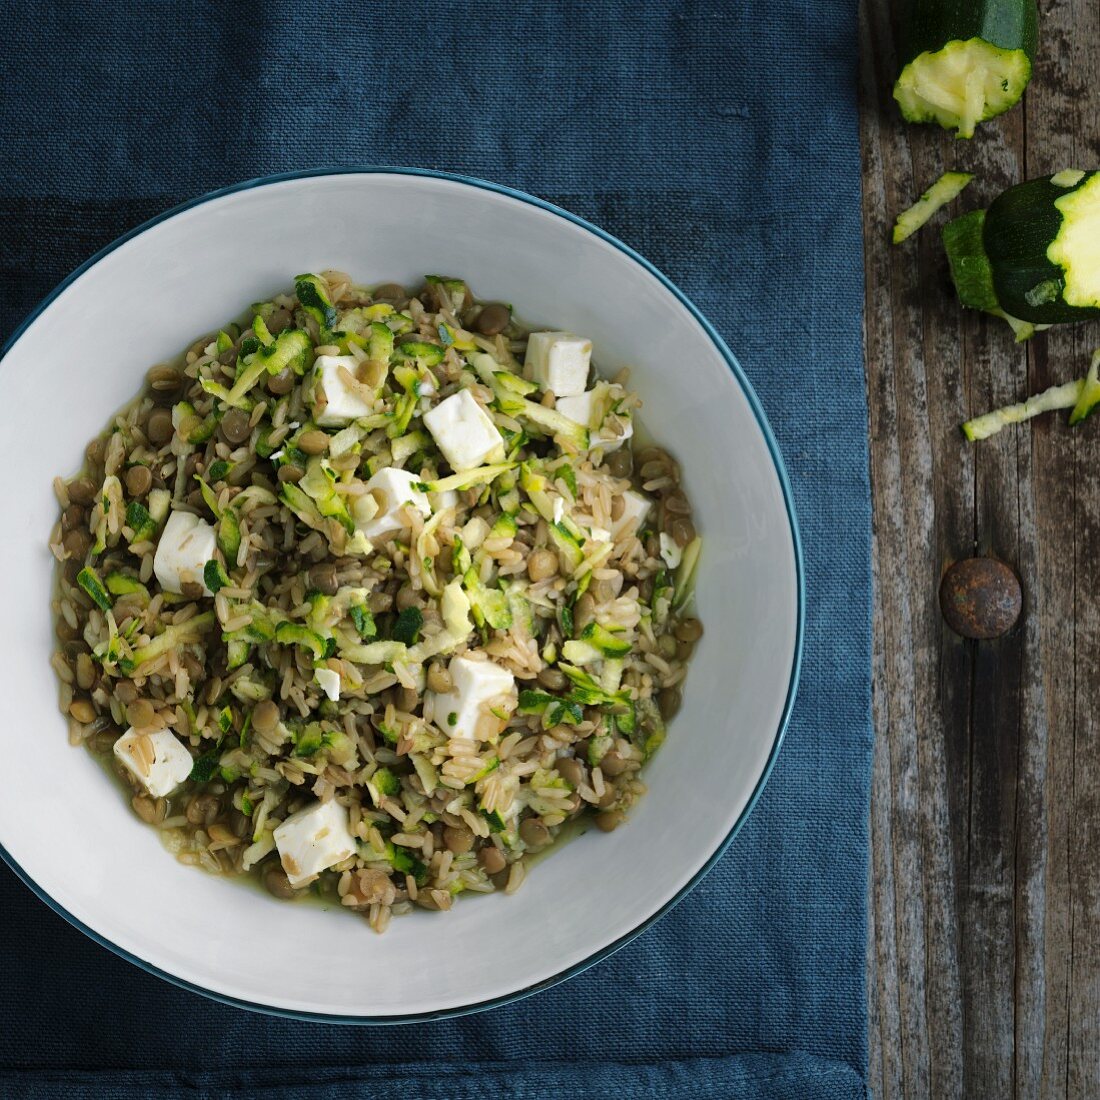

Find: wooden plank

[860,8,933,1097]
[860,0,1100,1094]
[861,0,965,1090]
[1027,8,1100,1097]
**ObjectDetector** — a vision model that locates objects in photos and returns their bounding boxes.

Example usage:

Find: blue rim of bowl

[0,166,805,1024]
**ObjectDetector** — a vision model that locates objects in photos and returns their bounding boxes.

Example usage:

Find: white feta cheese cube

[524,332,591,397]
[555,390,597,428]
[428,655,516,742]
[313,355,373,426]
[431,488,460,514]
[113,727,194,798]
[358,467,430,540]
[611,489,651,538]
[423,389,505,472]
[273,799,357,887]
[315,668,341,701]
[556,390,633,452]
[659,532,683,569]
[153,510,218,595]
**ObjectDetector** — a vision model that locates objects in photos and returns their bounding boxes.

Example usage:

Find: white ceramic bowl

[0,170,802,1021]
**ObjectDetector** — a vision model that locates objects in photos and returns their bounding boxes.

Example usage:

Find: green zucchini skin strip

[943,210,1001,311]
[962,379,1082,441]
[944,173,1100,326]
[893,171,974,244]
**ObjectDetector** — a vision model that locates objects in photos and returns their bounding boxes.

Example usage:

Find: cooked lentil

[124,465,153,497]
[474,302,511,336]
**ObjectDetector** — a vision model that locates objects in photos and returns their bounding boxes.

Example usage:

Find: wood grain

[860,0,1100,1095]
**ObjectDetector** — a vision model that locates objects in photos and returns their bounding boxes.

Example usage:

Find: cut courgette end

[961,409,1019,441]
[1048,174,1100,313]
[1068,351,1100,426]
[894,39,1031,139]
[943,211,1000,312]
[893,171,975,244]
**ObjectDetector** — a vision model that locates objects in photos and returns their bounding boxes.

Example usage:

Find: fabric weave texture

[0,2,870,1097]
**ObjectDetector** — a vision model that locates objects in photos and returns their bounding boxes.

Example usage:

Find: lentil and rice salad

[49,272,703,931]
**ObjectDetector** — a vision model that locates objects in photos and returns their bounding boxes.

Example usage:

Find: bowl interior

[0,171,799,1018]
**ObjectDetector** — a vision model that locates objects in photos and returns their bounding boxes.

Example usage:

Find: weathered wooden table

[861,1,1100,1096]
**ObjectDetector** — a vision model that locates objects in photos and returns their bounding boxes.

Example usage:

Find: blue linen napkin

[0,2,871,1097]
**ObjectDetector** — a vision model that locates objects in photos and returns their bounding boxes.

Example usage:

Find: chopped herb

[189,744,222,783]
[294,273,337,328]
[392,606,424,646]
[238,333,261,359]
[390,844,430,885]
[207,458,233,482]
[518,689,585,728]
[125,500,157,543]
[204,559,230,594]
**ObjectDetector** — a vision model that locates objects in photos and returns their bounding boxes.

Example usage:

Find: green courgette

[961,351,1100,441]
[962,379,1082,441]
[295,274,337,329]
[893,172,974,244]
[894,0,1038,138]
[77,566,112,611]
[1069,351,1100,426]
[944,172,1100,328]
[125,500,157,544]
[104,573,149,600]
